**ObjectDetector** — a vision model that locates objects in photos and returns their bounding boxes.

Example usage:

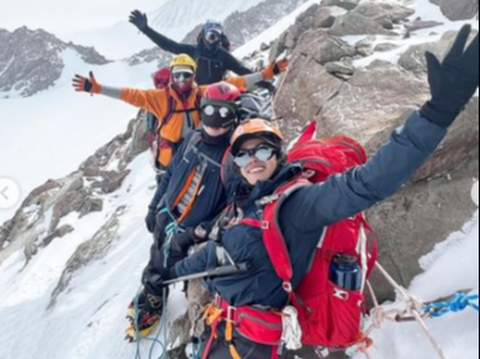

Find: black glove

[170,228,196,255]
[421,25,479,128]
[145,268,175,296]
[145,207,157,233]
[129,10,149,32]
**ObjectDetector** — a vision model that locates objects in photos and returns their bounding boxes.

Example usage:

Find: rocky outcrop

[399,30,478,73]
[0,110,149,270]
[270,1,415,60]
[48,205,127,308]
[316,6,349,29]
[0,27,109,98]
[430,0,478,21]
[125,47,172,68]
[329,2,415,36]
[301,29,356,64]
[321,0,360,11]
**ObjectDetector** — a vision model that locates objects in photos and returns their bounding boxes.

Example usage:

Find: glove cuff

[420,101,460,129]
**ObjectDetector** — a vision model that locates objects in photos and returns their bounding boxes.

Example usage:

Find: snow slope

[0,153,186,359]
[360,213,479,359]
[0,49,154,225]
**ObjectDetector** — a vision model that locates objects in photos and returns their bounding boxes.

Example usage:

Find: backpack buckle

[333,288,350,301]
[261,221,270,230]
[257,194,280,207]
[227,305,237,323]
[283,282,293,293]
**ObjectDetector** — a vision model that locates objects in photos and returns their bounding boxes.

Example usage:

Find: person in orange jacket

[72,54,288,170]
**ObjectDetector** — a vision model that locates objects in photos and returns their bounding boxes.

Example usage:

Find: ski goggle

[206,30,221,41]
[173,72,194,81]
[201,103,238,128]
[234,144,277,168]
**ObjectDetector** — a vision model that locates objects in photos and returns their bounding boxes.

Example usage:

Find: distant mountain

[148,0,266,40]
[182,0,310,49]
[0,27,109,98]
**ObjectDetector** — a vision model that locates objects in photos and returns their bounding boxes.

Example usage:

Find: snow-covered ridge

[0,27,109,98]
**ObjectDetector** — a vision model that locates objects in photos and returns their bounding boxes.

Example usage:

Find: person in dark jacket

[129,11,272,88]
[126,82,247,341]
[143,26,479,358]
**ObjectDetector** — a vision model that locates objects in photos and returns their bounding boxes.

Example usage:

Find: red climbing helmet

[201,82,242,129]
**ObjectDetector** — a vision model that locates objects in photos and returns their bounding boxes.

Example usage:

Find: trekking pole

[375,263,449,359]
[163,263,250,286]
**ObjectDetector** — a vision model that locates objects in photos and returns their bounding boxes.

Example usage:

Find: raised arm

[223,51,253,76]
[72,72,166,117]
[129,10,195,56]
[287,112,447,231]
[288,26,479,232]
[224,59,289,91]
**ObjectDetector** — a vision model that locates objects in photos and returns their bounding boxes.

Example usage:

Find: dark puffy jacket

[173,112,447,308]
[149,129,230,229]
[142,27,251,85]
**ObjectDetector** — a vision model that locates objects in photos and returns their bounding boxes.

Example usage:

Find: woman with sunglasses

[129,11,254,87]
[141,27,479,358]
[73,54,288,171]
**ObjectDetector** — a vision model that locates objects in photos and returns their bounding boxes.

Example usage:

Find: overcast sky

[0,0,166,33]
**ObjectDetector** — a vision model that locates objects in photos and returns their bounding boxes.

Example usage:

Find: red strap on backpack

[240,179,311,289]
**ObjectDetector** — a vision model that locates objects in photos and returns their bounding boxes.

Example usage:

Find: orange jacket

[119,76,253,167]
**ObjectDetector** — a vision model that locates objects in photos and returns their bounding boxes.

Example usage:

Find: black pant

[142,212,170,286]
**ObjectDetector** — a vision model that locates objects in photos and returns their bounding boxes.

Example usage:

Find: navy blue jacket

[174,112,448,308]
[150,130,230,229]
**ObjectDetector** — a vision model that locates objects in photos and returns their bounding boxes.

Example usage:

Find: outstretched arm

[225,59,289,91]
[72,72,166,117]
[289,112,447,231]
[223,51,253,76]
[289,25,479,232]
[129,10,195,56]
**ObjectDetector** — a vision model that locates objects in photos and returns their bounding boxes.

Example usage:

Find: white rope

[281,306,303,351]
[371,262,449,359]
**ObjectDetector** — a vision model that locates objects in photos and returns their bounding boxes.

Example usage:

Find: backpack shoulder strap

[158,87,176,132]
[240,178,311,288]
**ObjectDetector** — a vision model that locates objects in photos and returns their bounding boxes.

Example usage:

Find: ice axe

[163,263,250,286]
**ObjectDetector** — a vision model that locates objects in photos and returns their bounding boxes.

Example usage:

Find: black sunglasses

[234,145,277,168]
[173,72,193,80]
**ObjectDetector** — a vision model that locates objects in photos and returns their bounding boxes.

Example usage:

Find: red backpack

[256,122,378,348]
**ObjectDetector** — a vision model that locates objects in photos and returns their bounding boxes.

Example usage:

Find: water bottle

[329,254,363,291]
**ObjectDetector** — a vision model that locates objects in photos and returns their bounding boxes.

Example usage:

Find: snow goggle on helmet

[200,99,240,129]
